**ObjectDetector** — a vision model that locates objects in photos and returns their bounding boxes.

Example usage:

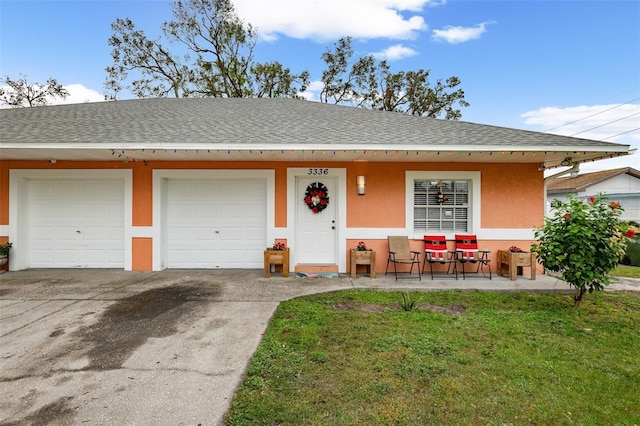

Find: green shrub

[532,194,629,307]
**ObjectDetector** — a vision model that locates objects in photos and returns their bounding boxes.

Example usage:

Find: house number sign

[308,168,329,175]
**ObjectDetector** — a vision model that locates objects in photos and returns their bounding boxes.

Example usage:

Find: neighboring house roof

[547,167,640,195]
[0,98,632,167]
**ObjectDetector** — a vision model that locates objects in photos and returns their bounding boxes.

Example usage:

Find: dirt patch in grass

[332,302,466,315]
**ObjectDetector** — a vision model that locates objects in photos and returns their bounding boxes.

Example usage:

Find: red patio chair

[423,235,457,279]
[454,234,492,279]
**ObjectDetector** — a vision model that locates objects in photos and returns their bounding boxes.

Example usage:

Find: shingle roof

[547,167,640,193]
[0,98,632,166]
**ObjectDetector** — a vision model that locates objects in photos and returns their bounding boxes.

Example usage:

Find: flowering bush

[356,241,368,251]
[532,194,629,307]
[272,242,286,250]
[0,242,12,256]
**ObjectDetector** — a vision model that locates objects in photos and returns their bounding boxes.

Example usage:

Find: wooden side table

[497,250,536,281]
[350,249,376,278]
[264,248,289,277]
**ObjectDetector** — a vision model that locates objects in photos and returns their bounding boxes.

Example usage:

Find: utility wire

[570,112,640,136]
[601,127,640,140]
[544,97,640,132]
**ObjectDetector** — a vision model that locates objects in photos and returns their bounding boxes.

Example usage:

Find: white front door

[296,177,337,264]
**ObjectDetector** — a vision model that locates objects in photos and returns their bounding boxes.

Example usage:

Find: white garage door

[28,179,125,268]
[166,179,267,268]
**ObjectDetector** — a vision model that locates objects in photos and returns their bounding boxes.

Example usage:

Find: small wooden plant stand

[497,250,536,281]
[350,249,376,278]
[264,248,290,277]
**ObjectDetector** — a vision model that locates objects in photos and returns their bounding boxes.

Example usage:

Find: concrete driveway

[0,269,631,425]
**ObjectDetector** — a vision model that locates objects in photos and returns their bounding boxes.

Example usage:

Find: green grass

[225,290,640,425]
[611,265,640,279]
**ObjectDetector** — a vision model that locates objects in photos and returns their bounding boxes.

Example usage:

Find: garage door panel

[245,210,266,221]
[57,204,81,219]
[166,178,267,268]
[30,249,56,266]
[218,226,244,241]
[91,248,123,263]
[82,204,106,218]
[55,250,78,265]
[219,204,244,219]
[54,227,79,242]
[167,203,190,217]
[31,226,56,241]
[28,179,125,268]
[243,226,268,243]
[193,208,217,220]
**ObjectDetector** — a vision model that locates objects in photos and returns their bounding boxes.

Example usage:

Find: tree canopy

[0,75,69,107]
[106,0,308,100]
[105,0,467,119]
[319,37,469,119]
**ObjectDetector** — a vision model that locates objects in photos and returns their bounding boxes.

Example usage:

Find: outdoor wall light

[357,175,366,195]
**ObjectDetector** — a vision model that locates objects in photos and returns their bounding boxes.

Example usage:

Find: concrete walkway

[0,269,636,425]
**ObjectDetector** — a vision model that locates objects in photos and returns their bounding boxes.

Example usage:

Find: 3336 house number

[308,168,329,175]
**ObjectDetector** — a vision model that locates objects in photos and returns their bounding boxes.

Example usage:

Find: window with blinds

[413,179,469,233]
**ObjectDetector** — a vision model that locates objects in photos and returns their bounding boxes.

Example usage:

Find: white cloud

[232,0,433,41]
[299,80,324,102]
[521,104,640,143]
[522,103,640,172]
[0,83,104,108]
[372,44,419,61]
[432,21,492,44]
[50,84,105,105]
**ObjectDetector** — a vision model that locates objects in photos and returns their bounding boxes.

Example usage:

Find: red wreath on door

[304,182,329,214]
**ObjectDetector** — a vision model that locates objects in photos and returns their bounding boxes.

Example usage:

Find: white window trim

[406,171,481,240]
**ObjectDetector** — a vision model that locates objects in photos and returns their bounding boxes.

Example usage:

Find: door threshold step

[294,264,339,273]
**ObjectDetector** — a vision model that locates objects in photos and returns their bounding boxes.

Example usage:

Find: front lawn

[225,290,640,425]
[612,265,640,279]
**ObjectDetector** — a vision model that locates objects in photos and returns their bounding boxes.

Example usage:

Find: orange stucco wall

[481,163,544,228]
[132,237,153,271]
[1,159,545,272]
[132,164,153,226]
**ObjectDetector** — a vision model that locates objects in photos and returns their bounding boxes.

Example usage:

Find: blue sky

[1,0,638,172]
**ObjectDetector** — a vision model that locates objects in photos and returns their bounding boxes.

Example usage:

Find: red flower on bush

[626,230,637,238]
[589,196,596,203]
[608,201,621,210]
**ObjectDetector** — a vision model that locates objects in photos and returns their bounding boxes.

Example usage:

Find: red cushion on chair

[455,234,479,260]
[424,235,450,261]
[454,234,478,250]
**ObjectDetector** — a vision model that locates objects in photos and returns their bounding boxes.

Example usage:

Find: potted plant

[351,241,376,278]
[0,242,12,271]
[356,241,369,251]
[264,242,289,277]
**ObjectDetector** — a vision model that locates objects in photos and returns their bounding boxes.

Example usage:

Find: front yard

[225,289,640,425]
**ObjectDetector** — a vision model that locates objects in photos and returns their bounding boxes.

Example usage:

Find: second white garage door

[166,179,267,268]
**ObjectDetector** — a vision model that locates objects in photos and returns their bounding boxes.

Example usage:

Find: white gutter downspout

[543,162,580,216]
